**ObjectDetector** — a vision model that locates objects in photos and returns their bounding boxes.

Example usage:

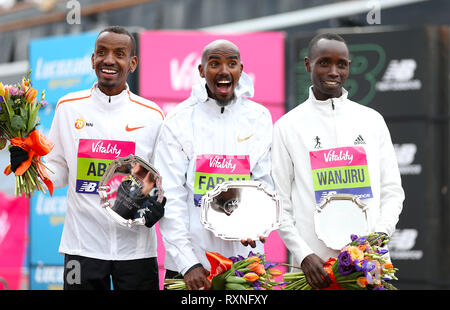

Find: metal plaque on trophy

[98,155,164,228]
[201,180,282,241]
[314,194,369,250]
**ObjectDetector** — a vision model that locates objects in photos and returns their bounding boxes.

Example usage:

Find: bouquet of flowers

[0,71,54,197]
[164,251,283,290]
[282,233,399,290]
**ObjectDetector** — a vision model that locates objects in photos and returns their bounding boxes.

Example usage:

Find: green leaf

[11,114,26,132]
[211,273,227,290]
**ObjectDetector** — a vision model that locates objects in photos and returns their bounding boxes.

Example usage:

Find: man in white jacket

[8,26,166,290]
[271,33,404,289]
[154,40,273,290]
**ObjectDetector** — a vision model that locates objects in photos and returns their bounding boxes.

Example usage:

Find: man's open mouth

[216,79,232,95]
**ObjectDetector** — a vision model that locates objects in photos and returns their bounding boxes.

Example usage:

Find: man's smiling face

[91,31,137,96]
[305,38,351,100]
[198,40,243,106]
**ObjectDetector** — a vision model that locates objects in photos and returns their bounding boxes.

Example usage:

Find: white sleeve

[251,109,274,189]
[44,104,69,189]
[373,117,405,236]
[271,121,314,264]
[154,123,200,275]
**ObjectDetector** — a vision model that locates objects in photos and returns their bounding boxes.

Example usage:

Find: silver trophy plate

[201,180,282,241]
[314,194,369,250]
[98,155,164,228]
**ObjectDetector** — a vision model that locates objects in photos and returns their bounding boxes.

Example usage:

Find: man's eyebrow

[207,55,239,60]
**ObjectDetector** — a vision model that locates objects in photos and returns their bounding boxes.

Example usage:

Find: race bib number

[76,139,135,194]
[194,154,251,206]
[309,146,373,203]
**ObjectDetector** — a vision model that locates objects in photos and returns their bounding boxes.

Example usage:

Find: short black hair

[307,33,347,59]
[97,26,136,56]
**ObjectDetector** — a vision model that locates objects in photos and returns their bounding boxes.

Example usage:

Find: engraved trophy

[314,194,369,250]
[200,180,282,241]
[98,155,164,228]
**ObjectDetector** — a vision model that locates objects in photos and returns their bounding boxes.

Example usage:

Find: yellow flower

[0,81,4,97]
[347,246,364,261]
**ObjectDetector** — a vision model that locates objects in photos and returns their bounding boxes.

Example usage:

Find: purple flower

[376,248,388,255]
[229,255,245,262]
[234,270,244,277]
[338,263,355,276]
[373,286,385,290]
[8,87,19,96]
[351,234,359,241]
[40,100,48,108]
[338,251,352,267]
[251,280,261,288]
[264,262,279,269]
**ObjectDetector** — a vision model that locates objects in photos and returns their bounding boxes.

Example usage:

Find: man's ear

[91,53,95,69]
[129,55,138,73]
[198,64,205,78]
[304,57,311,73]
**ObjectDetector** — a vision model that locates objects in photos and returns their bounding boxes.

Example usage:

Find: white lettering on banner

[394,143,422,175]
[91,141,121,158]
[35,55,93,80]
[323,149,354,165]
[376,59,422,91]
[0,211,11,245]
[209,156,237,173]
[35,195,66,215]
[170,52,201,91]
[389,229,423,260]
[35,265,64,284]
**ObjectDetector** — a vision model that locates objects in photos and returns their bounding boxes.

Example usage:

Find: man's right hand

[184,266,211,290]
[301,253,332,289]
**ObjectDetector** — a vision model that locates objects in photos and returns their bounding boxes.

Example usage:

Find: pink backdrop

[0,193,29,290]
[139,30,288,288]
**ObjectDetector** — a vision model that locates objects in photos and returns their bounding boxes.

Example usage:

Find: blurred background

[0,0,449,290]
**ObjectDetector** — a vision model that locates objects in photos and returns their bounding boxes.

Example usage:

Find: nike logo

[237,134,253,143]
[125,125,145,132]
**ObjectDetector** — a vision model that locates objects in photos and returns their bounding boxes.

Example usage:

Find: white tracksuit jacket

[271,87,404,267]
[154,73,274,275]
[46,83,164,260]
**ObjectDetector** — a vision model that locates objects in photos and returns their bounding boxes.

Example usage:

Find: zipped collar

[308,86,348,112]
[91,82,130,111]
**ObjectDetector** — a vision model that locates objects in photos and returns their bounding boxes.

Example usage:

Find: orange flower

[25,88,38,104]
[357,277,368,288]
[247,256,260,263]
[248,262,260,272]
[347,246,364,261]
[268,269,282,277]
[384,263,393,269]
[21,79,29,92]
[243,272,259,282]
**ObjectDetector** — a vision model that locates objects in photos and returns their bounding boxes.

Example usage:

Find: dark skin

[302,38,351,289]
[184,40,265,290]
[91,31,138,96]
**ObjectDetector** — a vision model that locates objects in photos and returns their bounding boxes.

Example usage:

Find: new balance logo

[354,135,366,145]
[78,182,97,193]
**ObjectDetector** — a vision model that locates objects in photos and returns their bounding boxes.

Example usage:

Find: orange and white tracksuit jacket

[46,82,164,260]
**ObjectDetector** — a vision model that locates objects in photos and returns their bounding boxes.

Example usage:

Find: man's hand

[142,196,166,228]
[240,236,266,248]
[301,254,332,289]
[9,146,28,173]
[184,266,211,290]
[131,163,155,196]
